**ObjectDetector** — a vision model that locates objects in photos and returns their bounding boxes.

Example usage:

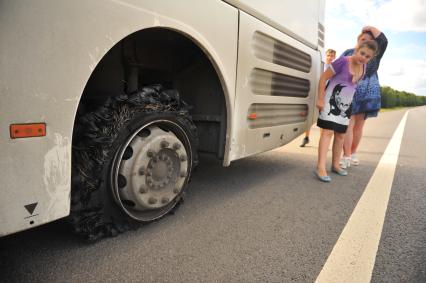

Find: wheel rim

[111,120,191,221]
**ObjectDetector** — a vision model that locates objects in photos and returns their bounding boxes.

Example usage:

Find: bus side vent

[318,23,325,48]
[252,31,312,73]
[250,68,310,98]
[247,104,308,129]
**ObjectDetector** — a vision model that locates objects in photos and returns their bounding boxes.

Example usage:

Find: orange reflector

[10,123,46,139]
[248,113,257,120]
[300,111,308,117]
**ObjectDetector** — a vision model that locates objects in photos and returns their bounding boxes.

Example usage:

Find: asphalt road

[1,107,425,283]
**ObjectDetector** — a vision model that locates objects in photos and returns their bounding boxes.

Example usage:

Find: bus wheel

[71,85,198,240]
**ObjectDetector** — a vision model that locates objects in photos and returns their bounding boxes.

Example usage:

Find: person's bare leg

[351,114,366,154]
[332,132,345,170]
[305,129,310,137]
[300,129,311,147]
[343,116,355,157]
[317,129,333,176]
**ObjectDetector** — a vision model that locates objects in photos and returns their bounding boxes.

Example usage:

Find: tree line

[381,86,426,108]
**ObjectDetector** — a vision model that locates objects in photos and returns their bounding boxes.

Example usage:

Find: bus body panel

[0,0,324,237]
[230,11,321,161]
[0,0,238,236]
[224,0,323,49]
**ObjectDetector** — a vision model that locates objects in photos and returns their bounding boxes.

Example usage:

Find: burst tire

[71,85,198,240]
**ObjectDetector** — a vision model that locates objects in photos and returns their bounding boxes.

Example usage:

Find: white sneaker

[340,156,351,169]
[351,154,360,166]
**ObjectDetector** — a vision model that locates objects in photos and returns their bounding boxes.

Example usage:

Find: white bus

[0,0,325,239]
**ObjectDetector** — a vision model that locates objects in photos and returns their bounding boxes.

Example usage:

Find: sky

[324,0,426,96]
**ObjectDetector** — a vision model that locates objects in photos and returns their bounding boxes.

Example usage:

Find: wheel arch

[73,26,233,163]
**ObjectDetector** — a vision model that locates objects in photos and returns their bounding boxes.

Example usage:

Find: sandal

[331,167,348,176]
[313,170,331,182]
[339,156,351,169]
[351,154,360,166]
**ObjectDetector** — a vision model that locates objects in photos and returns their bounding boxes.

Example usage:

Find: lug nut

[173,143,181,150]
[160,141,169,148]
[147,150,155,158]
[161,197,169,204]
[148,197,157,204]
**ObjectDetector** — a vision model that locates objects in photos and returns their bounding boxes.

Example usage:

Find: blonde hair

[356,40,378,56]
[326,49,336,55]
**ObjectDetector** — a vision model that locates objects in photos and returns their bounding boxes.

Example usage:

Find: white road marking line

[315,111,409,283]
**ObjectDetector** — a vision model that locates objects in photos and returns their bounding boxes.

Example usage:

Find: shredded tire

[70,85,198,240]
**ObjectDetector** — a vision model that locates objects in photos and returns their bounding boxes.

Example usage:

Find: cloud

[387,67,404,76]
[373,0,426,32]
[380,58,426,95]
[325,0,426,96]
[392,43,426,53]
[326,0,426,32]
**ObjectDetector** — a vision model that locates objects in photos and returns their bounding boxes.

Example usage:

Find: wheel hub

[113,125,189,218]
